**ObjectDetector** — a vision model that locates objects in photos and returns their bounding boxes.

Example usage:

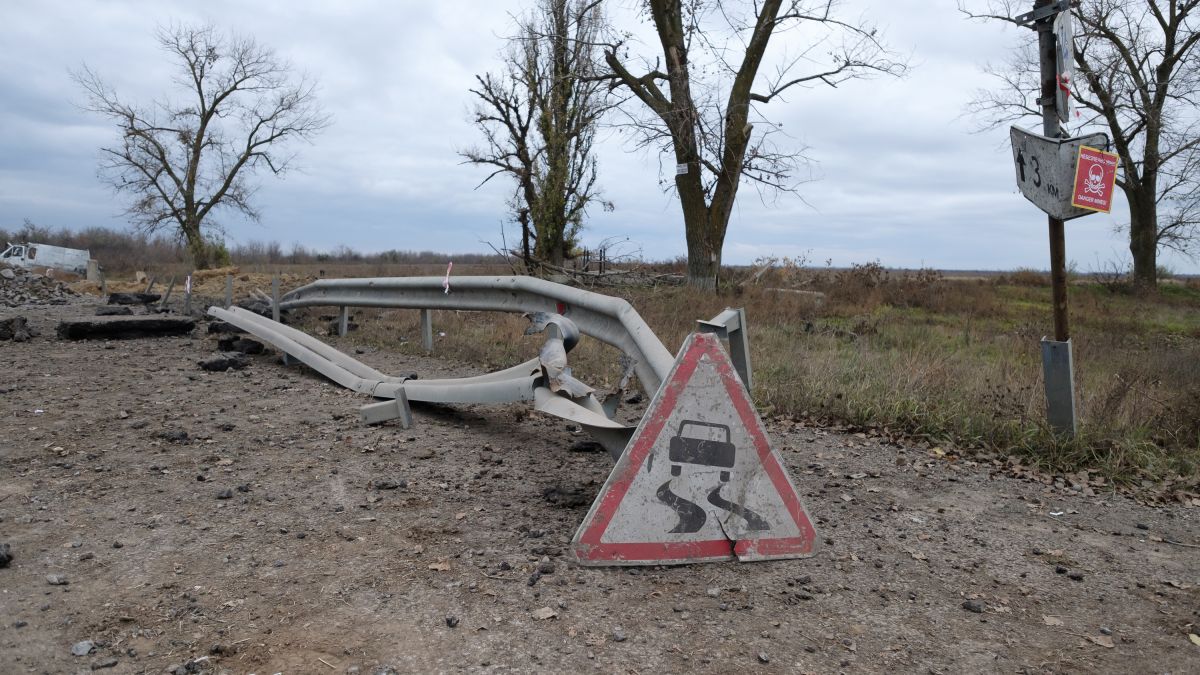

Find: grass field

[25,223,1197,486]
[270,263,1200,487]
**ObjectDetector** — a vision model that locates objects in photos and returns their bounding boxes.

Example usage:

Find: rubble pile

[0,263,78,307]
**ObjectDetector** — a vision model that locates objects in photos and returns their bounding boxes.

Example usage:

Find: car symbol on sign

[669,420,736,482]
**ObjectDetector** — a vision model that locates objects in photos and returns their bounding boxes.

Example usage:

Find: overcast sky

[1,0,1193,273]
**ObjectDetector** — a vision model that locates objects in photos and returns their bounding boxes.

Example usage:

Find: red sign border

[572,333,817,564]
[1070,144,1119,214]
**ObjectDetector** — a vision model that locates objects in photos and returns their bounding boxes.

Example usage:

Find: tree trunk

[537,231,566,267]
[533,199,568,266]
[1128,193,1158,289]
[518,209,533,270]
[685,242,720,289]
[681,196,720,289]
[183,222,211,270]
[548,240,566,267]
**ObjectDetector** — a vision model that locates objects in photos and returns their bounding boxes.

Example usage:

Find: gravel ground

[1,300,1198,674]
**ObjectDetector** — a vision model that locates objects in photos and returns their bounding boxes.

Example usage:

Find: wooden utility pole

[1036,0,1070,342]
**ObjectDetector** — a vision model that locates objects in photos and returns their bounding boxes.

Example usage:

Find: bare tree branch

[74,22,329,269]
[962,0,1200,283]
[603,0,905,289]
[461,0,614,270]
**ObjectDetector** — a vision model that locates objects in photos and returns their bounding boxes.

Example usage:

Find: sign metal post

[1038,0,1077,435]
[1012,0,1081,436]
[1012,2,1121,437]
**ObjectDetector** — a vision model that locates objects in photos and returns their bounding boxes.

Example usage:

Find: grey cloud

[0,1,1189,273]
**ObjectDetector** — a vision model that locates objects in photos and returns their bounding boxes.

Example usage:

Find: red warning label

[1070,145,1119,213]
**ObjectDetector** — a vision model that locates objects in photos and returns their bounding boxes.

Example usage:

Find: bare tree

[463,0,613,271]
[601,0,905,289]
[75,23,328,269]
[963,0,1200,288]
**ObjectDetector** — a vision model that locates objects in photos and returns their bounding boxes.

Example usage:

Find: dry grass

[271,264,1200,484]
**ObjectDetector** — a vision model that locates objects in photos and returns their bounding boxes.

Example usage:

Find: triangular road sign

[572,332,819,565]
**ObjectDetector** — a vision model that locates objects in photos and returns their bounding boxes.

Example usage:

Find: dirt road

[1,300,1198,674]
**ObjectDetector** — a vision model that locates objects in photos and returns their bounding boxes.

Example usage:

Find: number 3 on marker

[1015,152,1042,187]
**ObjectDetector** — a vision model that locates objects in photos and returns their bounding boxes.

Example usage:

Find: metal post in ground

[338,306,349,337]
[224,274,233,309]
[727,308,753,392]
[159,276,176,311]
[697,307,753,392]
[183,273,192,315]
[420,308,434,352]
[273,274,288,365]
[1035,0,1077,436]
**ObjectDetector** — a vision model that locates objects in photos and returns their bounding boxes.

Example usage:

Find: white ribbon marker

[443,261,453,294]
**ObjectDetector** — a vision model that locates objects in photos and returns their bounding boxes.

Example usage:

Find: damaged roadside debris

[209,275,817,565]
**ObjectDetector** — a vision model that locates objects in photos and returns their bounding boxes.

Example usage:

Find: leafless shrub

[1090,257,1133,294]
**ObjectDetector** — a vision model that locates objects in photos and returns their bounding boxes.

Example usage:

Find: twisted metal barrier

[204,276,814,567]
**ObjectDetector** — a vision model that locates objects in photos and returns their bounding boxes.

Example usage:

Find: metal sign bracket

[1015,0,1073,27]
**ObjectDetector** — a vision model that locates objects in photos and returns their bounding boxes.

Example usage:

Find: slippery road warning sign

[571,332,818,565]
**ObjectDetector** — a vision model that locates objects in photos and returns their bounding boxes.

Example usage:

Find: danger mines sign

[1070,145,1119,214]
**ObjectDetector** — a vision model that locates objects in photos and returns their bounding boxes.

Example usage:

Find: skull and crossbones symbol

[1083,162,1106,195]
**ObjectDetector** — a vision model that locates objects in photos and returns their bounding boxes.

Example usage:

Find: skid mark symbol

[707,484,770,531]
[655,480,707,533]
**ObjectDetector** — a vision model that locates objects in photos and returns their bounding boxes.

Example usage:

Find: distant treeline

[2,221,186,273]
[2,221,503,273]
[228,240,503,267]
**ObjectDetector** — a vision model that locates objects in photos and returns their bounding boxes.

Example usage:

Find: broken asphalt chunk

[199,353,249,372]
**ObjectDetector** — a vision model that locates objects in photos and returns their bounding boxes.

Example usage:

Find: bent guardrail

[210,276,811,566]
[279,276,675,396]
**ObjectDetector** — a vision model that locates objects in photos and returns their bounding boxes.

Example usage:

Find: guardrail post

[360,389,412,428]
[697,307,753,392]
[224,274,233,309]
[338,306,349,337]
[273,274,288,364]
[183,272,191,315]
[728,308,752,391]
[159,276,176,310]
[420,308,433,352]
